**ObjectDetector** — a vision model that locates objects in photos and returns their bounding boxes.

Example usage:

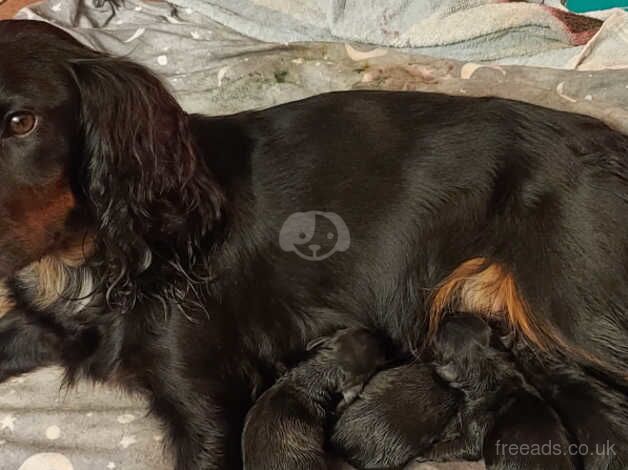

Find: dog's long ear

[68,56,223,309]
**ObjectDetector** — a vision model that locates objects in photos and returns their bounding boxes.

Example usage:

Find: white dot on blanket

[51,3,62,11]
[46,425,61,440]
[107,463,116,469]
[191,31,201,40]
[18,453,74,470]
[117,414,136,424]
[585,94,593,101]
[157,55,169,66]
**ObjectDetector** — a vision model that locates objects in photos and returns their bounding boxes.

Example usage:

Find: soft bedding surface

[1,0,627,469]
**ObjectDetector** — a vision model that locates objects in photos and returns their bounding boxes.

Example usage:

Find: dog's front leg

[150,378,249,470]
[0,308,62,382]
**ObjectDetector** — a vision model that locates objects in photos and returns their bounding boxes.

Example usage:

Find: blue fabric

[566,0,628,12]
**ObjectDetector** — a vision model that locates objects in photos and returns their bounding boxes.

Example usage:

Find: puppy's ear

[68,56,223,308]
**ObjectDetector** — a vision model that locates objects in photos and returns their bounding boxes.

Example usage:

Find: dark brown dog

[0,19,627,469]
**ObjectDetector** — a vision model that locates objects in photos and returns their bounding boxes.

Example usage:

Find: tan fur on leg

[429,258,556,351]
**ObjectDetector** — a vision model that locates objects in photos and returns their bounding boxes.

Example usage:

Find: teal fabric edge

[566,0,628,13]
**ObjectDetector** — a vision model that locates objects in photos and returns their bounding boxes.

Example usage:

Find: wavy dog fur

[0,19,627,470]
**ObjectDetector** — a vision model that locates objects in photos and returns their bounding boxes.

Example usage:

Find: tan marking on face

[5,176,76,260]
[0,281,16,318]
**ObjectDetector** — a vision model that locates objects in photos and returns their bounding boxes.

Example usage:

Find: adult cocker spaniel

[0,19,626,470]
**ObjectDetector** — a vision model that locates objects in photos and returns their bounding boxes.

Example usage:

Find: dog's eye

[5,112,37,137]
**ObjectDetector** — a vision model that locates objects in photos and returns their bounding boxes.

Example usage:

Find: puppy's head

[331,328,388,378]
[309,328,388,391]
[432,315,492,384]
[433,315,491,360]
[0,21,223,308]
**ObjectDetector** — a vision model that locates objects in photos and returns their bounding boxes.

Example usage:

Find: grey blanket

[1,0,627,469]
[163,0,628,67]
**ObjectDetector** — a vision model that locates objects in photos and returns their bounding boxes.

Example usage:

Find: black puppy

[242,328,388,470]
[333,316,576,469]
[424,316,576,469]
[332,361,461,469]
[507,338,628,470]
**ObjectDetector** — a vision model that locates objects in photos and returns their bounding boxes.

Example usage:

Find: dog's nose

[309,244,320,254]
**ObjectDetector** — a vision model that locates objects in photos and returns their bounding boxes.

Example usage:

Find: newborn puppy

[508,337,628,470]
[331,361,461,469]
[242,328,388,470]
[423,315,576,469]
[332,315,575,469]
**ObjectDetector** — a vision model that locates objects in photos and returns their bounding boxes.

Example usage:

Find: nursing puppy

[508,338,628,470]
[332,362,461,469]
[333,316,576,469]
[242,328,387,470]
[424,316,575,469]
